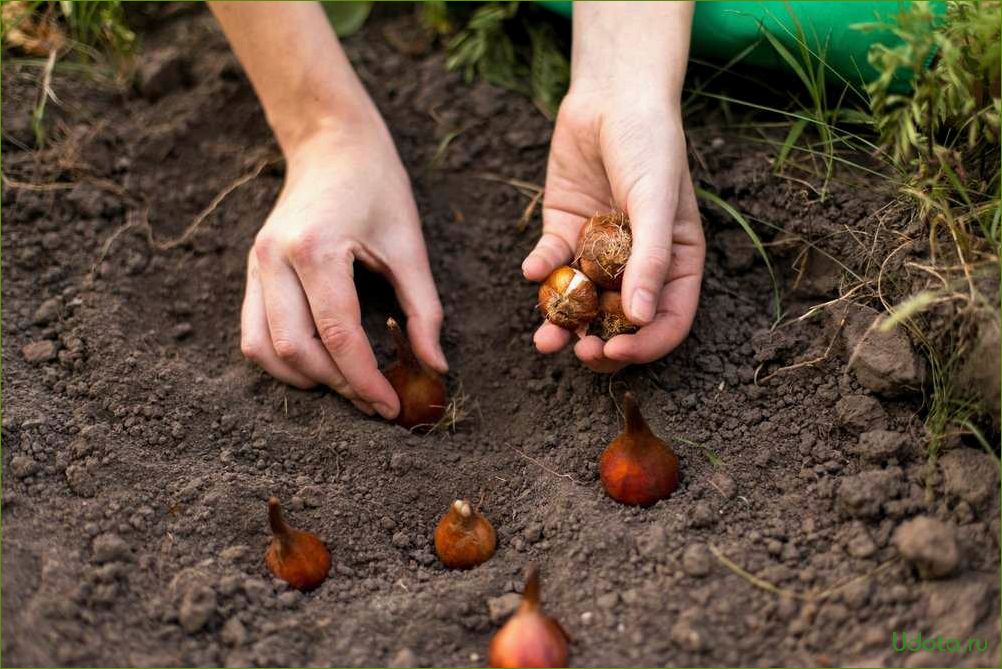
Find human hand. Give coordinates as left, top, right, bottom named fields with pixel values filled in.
left=241, top=121, right=447, bottom=418
left=522, top=94, right=705, bottom=373
left=521, top=0, right=704, bottom=374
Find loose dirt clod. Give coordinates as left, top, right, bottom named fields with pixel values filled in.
left=893, top=516, right=959, bottom=579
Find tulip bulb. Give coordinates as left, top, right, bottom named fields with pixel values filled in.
left=383, top=317, right=446, bottom=430
left=434, top=499, right=497, bottom=569
left=576, top=212, right=632, bottom=290
left=264, top=497, right=331, bottom=591
left=489, top=566, right=569, bottom=668
left=538, top=266, right=598, bottom=332
left=596, top=291, right=638, bottom=339
left=599, top=393, right=679, bottom=507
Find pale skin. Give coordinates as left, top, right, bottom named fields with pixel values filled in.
left=210, top=1, right=705, bottom=417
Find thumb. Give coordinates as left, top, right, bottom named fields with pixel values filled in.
left=522, top=231, right=574, bottom=282
left=620, top=180, right=676, bottom=325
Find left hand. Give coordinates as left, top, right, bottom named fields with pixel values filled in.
left=522, top=88, right=705, bottom=373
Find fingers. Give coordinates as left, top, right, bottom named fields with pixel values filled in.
left=533, top=320, right=573, bottom=354
left=574, top=335, right=627, bottom=374
left=522, top=231, right=575, bottom=282
left=239, top=256, right=316, bottom=390
left=604, top=273, right=702, bottom=364
left=620, top=178, right=676, bottom=326
left=287, top=243, right=401, bottom=420
left=384, top=229, right=448, bottom=374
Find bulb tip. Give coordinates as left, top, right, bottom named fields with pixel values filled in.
left=454, top=499, right=472, bottom=517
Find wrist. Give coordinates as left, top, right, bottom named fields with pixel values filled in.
left=269, top=93, right=383, bottom=158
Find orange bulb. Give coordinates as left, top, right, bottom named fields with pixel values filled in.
left=489, top=566, right=569, bottom=668
left=434, top=499, right=497, bottom=569
left=538, top=266, right=598, bottom=332
left=264, top=497, right=331, bottom=591
left=575, top=212, right=632, bottom=290
left=383, top=317, right=446, bottom=430
left=599, top=393, right=679, bottom=507
left=596, top=291, right=637, bottom=339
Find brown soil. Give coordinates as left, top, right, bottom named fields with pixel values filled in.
left=3, top=6, right=999, bottom=668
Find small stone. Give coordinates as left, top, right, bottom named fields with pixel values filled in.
left=221, top=617, right=247, bottom=647
left=690, top=502, right=715, bottom=528
left=853, top=430, right=910, bottom=462
left=708, top=470, right=737, bottom=498
left=487, top=593, right=521, bottom=624
left=277, top=590, right=300, bottom=608
left=391, top=531, right=411, bottom=549
left=22, top=340, right=57, bottom=363
left=893, top=516, right=959, bottom=579
left=670, top=618, right=705, bottom=652
left=388, top=648, right=418, bottom=668
left=844, top=306, right=926, bottom=396
left=178, top=585, right=216, bottom=634
left=939, top=448, right=999, bottom=506
left=32, top=297, right=62, bottom=325
left=596, top=592, right=619, bottom=609
left=171, top=322, right=193, bottom=340
left=522, top=522, right=543, bottom=544
left=92, top=533, right=130, bottom=563
left=836, top=395, right=889, bottom=433
left=682, top=543, right=712, bottom=577
left=10, top=455, right=40, bottom=479
left=219, top=545, right=248, bottom=562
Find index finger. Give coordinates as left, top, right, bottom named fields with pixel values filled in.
left=291, top=245, right=400, bottom=419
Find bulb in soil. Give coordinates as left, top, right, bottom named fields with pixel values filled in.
left=488, top=565, right=569, bottom=668
left=264, top=497, right=331, bottom=591
left=383, top=317, right=446, bottom=430
left=596, top=291, right=638, bottom=339
left=538, top=266, right=598, bottom=332
left=434, top=499, right=497, bottom=569
left=599, top=393, right=679, bottom=507
left=576, top=212, right=632, bottom=290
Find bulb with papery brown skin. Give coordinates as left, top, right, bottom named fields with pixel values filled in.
left=576, top=212, right=632, bottom=290
left=488, top=566, right=569, bottom=668
left=383, top=317, right=446, bottom=430
left=434, top=499, right=497, bottom=569
left=599, top=393, right=679, bottom=507
left=596, top=291, right=638, bottom=340
left=538, top=266, right=598, bottom=332
left=264, top=497, right=331, bottom=591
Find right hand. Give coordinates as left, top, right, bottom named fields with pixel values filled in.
left=241, top=119, right=447, bottom=419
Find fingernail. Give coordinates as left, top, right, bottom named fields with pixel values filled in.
left=374, top=402, right=397, bottom=420
left=521, top=256, right=536, bottom=279
left=631, top=289, right=656, bottom=324
left=436, top=348, right=449, bottom=373
left=352, top=399, right=375, bottom=416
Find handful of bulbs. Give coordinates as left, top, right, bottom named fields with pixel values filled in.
left=538, top=212, right=638, bottom=338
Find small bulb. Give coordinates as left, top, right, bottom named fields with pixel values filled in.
left=576, top=212, right=632, bottom=290
left=434, top=499, right=497, bottom=569
left=599, top=393, right=679, bottom=507
left=538, top=266, right=598, bottom=332
left=488, top=566, right=569, bottom=668
left=264, top=497, right=331, bottom=591
left=595, top=291, right=638, bottom=339
left=383, top=318, right=447, bottom=430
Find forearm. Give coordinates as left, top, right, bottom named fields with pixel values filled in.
left=571, top=1, right=693, bottom=104
left=209, top=1, right=379, bottom=153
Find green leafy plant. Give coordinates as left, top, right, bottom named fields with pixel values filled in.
left=422, top=1, right=569, bottom=118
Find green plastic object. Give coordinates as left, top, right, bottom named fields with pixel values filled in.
left=538, top=1, right=945, bottom=88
